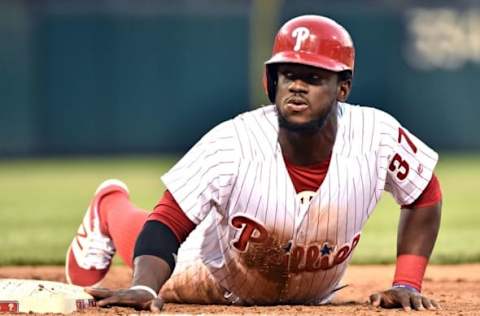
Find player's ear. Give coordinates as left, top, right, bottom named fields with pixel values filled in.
left=336, top=71, right=352, bottom=102
left=337, top=78, right=352, bottom=102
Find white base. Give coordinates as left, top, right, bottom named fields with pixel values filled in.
left=0, top=279, right=94, bottom=314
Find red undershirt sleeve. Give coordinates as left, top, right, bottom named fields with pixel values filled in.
left=402, top=173, right=442, bottom=209
left=147, top=190, right=196, bottom=243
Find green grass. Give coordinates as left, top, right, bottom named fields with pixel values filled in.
left=0, top=153, right=478, bottom=265
left=0, top=156, right=177, bottom=265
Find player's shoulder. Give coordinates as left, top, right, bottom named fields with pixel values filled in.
left=340, top=102, right=397, bottom=122
left=234, top=104, right=277, bottom=123
left=207, top=105, right=276, bottom=133
left=198, top=118, right=236, bottom=142
left=230, top=105, right=279, bottom=158
left=338, top=102, right=403, bottom=153
left=198, top=105, right=278, bottom=158
left=192, top=116, right=241, bottom=159
left=209, top=105, right=277, bottom=136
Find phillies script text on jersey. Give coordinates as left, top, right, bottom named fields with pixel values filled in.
left=230, top=214, right=361, bottom=273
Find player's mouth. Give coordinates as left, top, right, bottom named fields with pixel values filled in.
left=284, top=96, right=309, bottom=112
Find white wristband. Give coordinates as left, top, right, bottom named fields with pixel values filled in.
left=130, top=285, right=158, bottom=299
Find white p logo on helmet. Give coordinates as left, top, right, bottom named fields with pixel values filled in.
left=292, top=27, right=310, bottom=51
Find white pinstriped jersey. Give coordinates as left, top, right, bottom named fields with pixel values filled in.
left=161, top=102, right=438, bottom=305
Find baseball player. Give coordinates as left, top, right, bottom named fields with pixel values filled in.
left=66, top=15, right=442, bottom=311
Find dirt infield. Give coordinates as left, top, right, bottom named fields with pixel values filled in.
left=0, top=264, right=479, bottom=315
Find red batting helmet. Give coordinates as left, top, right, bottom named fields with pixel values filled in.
left=264, top=15, right=355, bottom=102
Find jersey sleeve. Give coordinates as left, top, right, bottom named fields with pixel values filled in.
left=161, top=120, right=239, bottom=225
left=147, top=190, right=196, bottom=242
left=380, top=113, right=439, bottom=206
left=402, top=173, right=442, bottom=209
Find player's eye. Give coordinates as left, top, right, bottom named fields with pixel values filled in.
left=308, top=73, right=323, bottom=82
left=307, top=73, right=326, bottom=84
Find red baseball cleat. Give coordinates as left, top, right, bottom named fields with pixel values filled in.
left=65, top=179, right=129, bottom=287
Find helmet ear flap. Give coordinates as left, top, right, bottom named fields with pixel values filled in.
left=264, top=64, right=278, bottom=104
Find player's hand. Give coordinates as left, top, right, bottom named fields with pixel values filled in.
left=85, top=287, right=164, bottom=312
left=369, top=287, right=440, bottom=311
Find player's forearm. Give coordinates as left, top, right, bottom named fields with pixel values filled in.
left=397, top=201, right=442, bottom=257
left=131, top=220, right=181, bottom=295
left=392, top=201, right=442, bottom=291
left=132, top=255, right=172, bottom=293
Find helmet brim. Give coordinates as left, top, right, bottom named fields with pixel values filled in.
left=265, top=51, right=352, bottom=73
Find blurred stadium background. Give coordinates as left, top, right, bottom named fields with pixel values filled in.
left=0, top=0, right=479, bottom=265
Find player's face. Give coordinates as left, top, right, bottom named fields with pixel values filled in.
left=274, top=63, right=350, bottom=132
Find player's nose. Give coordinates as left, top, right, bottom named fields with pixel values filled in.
left=288, top=79, right=309, bottom=93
